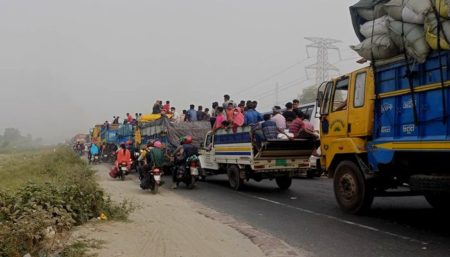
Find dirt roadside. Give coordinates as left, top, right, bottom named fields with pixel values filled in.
left=70, top=164, right=307, bottom=257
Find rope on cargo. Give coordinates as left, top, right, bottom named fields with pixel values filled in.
left=400, top=0, right=419, bottom=126
left=429, top=0, right=448, bottom=124
left=370, top=3, right=384, bottom=133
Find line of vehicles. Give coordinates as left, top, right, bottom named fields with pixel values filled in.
left=81, top=50, right=450, bottom=214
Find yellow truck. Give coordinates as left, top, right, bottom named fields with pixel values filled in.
left=318, top=52, right=450, bottom=214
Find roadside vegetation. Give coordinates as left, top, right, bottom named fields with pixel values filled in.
left=0, top=147, right=134, bottom=257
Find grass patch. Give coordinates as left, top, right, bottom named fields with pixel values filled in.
left=60, top=239, right=104, bottom=257
left=0, top=147, right=134, bottom=257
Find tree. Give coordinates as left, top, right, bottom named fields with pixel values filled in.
left=3, top=128, right=21, bottom=143
left=299, top=85, right=319, bottom=104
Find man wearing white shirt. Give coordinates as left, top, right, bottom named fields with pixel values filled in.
left=270, top=106, right=286, bottom=130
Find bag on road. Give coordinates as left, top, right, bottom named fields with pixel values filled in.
left=109, top=167, right=118, bottom=178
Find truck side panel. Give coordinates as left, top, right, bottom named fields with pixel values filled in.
left=374, top=52, right=450, bottom=143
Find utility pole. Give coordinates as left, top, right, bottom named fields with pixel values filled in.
left=275, top=83, right=279, bottom=106
left=305, top=37, right=342, bottom=86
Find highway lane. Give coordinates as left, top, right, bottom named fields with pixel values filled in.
left=172, top=175, right=450, bottom=257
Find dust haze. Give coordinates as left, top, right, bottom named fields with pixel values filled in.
left=0, top=0, right=361, bottom=143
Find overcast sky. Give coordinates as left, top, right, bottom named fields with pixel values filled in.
left=0, top=0, right=363, bottom=143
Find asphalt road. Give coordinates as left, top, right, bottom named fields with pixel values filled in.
left=171, top=175, right=450, bottom=257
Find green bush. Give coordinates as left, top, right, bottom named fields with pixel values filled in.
left=0, top=147, right=133, bottom=257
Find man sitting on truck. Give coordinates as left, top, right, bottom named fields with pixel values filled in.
left=290, top=111, right=317, bottom=139
left=261, top=114, right=290, bottom=140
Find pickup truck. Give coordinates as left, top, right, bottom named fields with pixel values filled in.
left=199, top=126, right=315, bottom=190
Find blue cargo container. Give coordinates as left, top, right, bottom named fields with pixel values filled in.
left=373, top=52, right=450, bottom=143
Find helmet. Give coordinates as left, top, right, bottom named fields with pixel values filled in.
left=153, top=141, right=162, bottom=149
left=184, top=135, right=193, bottom=144
left=147, top=139, right=155, bottom=148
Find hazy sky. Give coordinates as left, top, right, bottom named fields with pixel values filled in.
left=0, top=0, right=363, bottom=143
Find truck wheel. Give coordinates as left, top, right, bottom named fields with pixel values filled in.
left=424, top=193, right=450, bottom=212
left=227, top=165, right=243, bottom=191
left=334, top=161, right=373, bottom=214
left=276, top=176, right=292, bottom=190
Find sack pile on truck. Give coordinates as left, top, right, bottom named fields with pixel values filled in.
left=349, top=0, right=450, bottom=63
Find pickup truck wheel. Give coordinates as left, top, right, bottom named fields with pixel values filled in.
left=276, top=176, right=292, bottom=190
left=424, top=193, right=450, bottom=212
left=227, top=165, right=243, bottom=191
left=334, top=161, right=373, bottom=214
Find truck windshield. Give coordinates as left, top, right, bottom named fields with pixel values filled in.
left=321, top=82, right=333, bottom=115
left=332, top=78, right=349, bottom=112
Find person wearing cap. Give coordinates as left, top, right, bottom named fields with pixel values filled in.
left=270, top=106, right=287, bottom=130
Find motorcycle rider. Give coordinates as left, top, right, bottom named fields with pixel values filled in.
left=137, top=140, right=155, bottom=179
left=148, top=141, right=165, bottom=173
left=116, top=143, right=131, bottom=171
left=172, top=135, right=198, bottom=189
left=89, top=143, right=99, bottom=163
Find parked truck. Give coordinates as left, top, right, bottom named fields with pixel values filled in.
left=199, top=126, right=314, bottom=190
left=317, top=52, right=450, bottom=214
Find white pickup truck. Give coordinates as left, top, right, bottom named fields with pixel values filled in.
left=199, top=126, right=315, bottom=190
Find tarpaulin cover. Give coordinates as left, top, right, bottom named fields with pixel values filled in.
left=139, top=118, right=210, bottom=149
left=350, top=0, right=390, bottom=41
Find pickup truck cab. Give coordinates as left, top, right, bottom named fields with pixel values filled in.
left=199, top=126, right=314, bottom=190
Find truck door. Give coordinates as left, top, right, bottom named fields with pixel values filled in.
left=199, top=132, right=219, bottom=170
left=347, top=71, right=373, bottom=137
left=323, top=77, right=350, bottom=138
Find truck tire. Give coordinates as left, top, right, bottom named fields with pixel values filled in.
left=276, top=176, right=292, bottom=190
left=424, top=193, right=450, bottom=212
left=227, top=165, right=243, bottom=191
left=334, top=161, right=373, bottom=214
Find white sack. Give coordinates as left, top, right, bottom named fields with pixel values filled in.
left=357, top=4, right=387, bottom=20
left=389, top=21, right=431, bottom=63
left=351, top=34, right=400, bottom=60
left=360, top=15, right=391, bottom=38
left=384, top=0, right=431, bottom=24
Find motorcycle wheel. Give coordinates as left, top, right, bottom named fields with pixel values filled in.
left=151, top=183, right=159, bottom=194
left=187, top=176, right=196, bottom=189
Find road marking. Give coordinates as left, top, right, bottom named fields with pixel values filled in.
left=242, top=194, right=428, bottom=245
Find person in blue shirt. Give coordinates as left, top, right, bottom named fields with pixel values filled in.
left=187, top=105, right=198, bottom=122
left=244, top=102, right=262, bottom=125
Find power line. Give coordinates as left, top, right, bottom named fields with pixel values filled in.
left=305, top=37, right=342, bottom=86
left=232, top=57, right=312, bottom=97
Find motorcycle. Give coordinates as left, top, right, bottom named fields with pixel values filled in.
left=140, top=165, right=164, bottom=194
left=174, top=155, right=200, bottom=189
left=150, top=168, right=163, bottom=194
left=101, top=152, right=110, bottom=163
left=89, top=154, right=99, bottom=165
left=117, top=162, right=129, bottom=181
left=130, top=151, right=141, bottom=172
